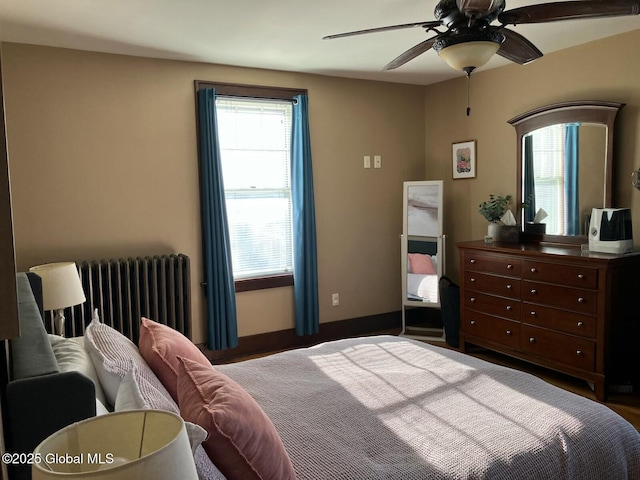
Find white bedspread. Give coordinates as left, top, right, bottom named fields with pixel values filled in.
left=407, top=272, right=439, bottom=302
left=216, top=335, right=640, bottom=480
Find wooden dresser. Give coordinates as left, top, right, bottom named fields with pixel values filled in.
left=457, top=240, right=640, bottom=401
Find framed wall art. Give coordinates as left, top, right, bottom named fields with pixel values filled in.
left=452, top=140, right=476, bottom=179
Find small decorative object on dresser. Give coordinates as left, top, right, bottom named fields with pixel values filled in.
left=478, top=194, right=512, bottom=240
left=457, top=240, right=640, bottom=401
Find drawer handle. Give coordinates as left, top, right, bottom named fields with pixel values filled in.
left=530, top=267, right=537, bottom=273
left=577, top=297, right=585, bottom=303
left=530, top=310, right=537, bottom=316
left=577, top=274, right=584, bottom=279
left=529, top=337, right=536, bottom=343
left=470, top=297, right=476, bottom=302
left=506, top=305, right=513, bottom=311
left=506, top=330, right=512, bottom=336
left=506, top=264, right=513, bottom=269
left=530, top=289, right=537, bottom=295
left=577, top=321, right=584, bottom=327
left=470, top=320, right=476, bottom=326
left=506, top=284, right=512, bottom=289
left=576, top=350, right=583, bottom=356
left=470, top=278, right=476, bottom=283
left=470, top=259, right=476, bottom=264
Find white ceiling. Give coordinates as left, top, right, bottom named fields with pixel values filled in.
left=1, top=0, right=640, bottom=86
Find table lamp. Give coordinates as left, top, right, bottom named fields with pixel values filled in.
left=32, top=410, right=198, bottom=479
left=29, top=262, right=86, bottom=336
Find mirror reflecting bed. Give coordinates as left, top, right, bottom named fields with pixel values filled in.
left=403, top=182, right=443, bottom=306
left=406, top=240, right=439, bottom=303
left=508, top=101, right=624, bottom=244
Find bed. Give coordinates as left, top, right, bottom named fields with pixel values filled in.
left=218, top=335, right=640, bottom=479
left=407, top=271, right=439, bottom=302
left=406, top=247, right=439, bottom=303
left=6, top=272, right=640, bottom=480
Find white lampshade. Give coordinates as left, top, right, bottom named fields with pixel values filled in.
left=438, top=41, right=500, bottom=71
left=32, top=410, right=198, bottom=480
left=29, top=262, right=86, bottom=311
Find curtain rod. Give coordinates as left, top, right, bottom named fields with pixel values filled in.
left=216, top=94, right=298, bottom=104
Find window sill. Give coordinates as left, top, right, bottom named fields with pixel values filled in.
left=235, top=274, right=293, bottom=292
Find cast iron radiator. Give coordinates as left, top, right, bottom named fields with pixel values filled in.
left=45, top=254, right=191, bottom=342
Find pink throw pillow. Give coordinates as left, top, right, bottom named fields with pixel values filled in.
left=408, top=253, right=436, bottom=274
left=176, top=357, right=296, bottom=480
left=139, top=317, right=212, bottom=402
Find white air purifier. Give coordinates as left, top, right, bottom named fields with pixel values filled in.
left=588, top=208, right=633, bottom=254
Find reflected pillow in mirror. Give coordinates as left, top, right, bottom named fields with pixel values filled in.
left=408, top=253, right=436, bottom=274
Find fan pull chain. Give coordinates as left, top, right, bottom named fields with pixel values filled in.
left=466, top=74, right=471, bottom=116
left=463, top=67, right=475, bottom=116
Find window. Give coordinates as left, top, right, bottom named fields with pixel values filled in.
left=196, top=82, right=306, bottom=292
left=216, top=97, right=294, bottom=281
left=528, top=124, right=565, bottom=234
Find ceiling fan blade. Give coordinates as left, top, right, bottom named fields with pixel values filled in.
left=499, top=0, right=640, bottom=25
left=496, top=28, right=543, bottom=64
left=323, top=21, right=441, bottom=40
left=383, top=35, right=441, bottom=71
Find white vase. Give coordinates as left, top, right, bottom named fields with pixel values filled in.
left=487, top=222, right=502, bottom=240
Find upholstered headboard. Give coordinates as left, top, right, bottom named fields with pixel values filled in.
left=4, top=273, right=96, bottom=480
left=11, top=274, right=57, bottom=379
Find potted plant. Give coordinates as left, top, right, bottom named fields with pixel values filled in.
left=478, top=194, right=512, bottom=223
left=478, top=194, right=512, bottom=239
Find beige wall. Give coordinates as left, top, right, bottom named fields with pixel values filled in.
left=4, top=27, right=640, bottom=344
left=425, top=28, right=640, bottom=280
left=1, top=43, right=426, bottom=344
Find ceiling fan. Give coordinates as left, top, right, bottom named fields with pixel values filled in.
left=323, top=0, right=640, bottom=76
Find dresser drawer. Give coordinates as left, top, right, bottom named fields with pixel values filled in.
left=522, top=303, right=596, bottom=339
left=463, top=310, right=520, bottom=349
left=521, top=325, right=595, bottom=371
left=463, top=252, right=521, bottom=277
left=522, top=260, right=597, bottom=289
left=464, top=271, right=521, bottom=299
left=463, top=291, right=520, bottom=321
left=522, top=281, right=597, bottom=315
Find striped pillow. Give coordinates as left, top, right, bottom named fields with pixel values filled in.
left=84, top=318, right=168, bottom=408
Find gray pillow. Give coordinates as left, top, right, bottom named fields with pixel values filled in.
left=48, top=334, right=107, bottom=406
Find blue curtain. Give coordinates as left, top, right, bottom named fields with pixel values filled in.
left=564, top=123, right=580, bottom=235
left=197, top=88, right=239, bottom=350
left=523, top=135, right=536, bottom=223
left=291, top=94, right=319, bottom=336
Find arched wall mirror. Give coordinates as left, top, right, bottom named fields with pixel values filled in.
left=508, top=101, right=624, bottom=245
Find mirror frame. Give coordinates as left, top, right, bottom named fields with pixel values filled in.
left=508, top=100, right=624, bottom=245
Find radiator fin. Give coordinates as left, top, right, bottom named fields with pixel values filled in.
left=46, top=254, right=191, bottom=343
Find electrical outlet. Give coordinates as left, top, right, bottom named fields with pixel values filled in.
left=374, top=155, right=382, bottom=168
left=332, top=293, right=340, bottom=306
left=364, top=156, right=371, bottom=169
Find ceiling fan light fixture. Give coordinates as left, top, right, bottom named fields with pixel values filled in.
left=438, top=40, right=500, bottom=71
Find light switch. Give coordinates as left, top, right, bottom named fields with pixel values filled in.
left=364, top=155, right=371, bottom=169
left=374, top=155, right=382, bottom=168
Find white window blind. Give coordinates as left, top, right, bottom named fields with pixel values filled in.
left=529, top=124, right=565, bottom=234
left=216, top=97, right=293, bottom=279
